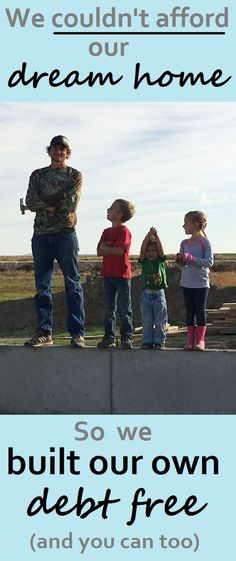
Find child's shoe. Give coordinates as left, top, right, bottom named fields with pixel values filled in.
left=97, top=338, right=116, bottom=349
left=184, top=326, right=195, bottom=350
left=71, top=335, right=85, bottom=348
left=153, top=343, right=165, bottom=350
left=195, top=326, right=206, bottom=351
left=121, top=339, right=133, bottom=350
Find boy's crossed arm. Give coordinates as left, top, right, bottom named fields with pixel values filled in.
left=97, top=224, right=131, bottom=257
left=97, top=242, right=124, bottom=257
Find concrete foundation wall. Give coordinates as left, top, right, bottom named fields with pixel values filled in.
left=0, top=347, right=235, bottom=414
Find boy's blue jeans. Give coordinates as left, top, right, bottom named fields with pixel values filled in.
left=140, top=289, right=167, bottom=345
left=32, top=231, right=85, bottom=336
left=103, top=277, right=133, bottom=342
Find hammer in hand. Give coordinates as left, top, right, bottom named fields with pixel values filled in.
left=20, top=197, right=28, bottom=214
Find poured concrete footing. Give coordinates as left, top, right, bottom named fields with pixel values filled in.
left=0, top=346, right=235, bottom=414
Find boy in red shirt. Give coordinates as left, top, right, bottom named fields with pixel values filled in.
left=97, top=199, right=135, bottom=349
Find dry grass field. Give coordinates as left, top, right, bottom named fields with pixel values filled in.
left=0, top=269, right=236, bottom=302
left=0, top=253, right=235, bottom=301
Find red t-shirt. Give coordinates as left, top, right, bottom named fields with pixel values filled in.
left=97, top=225, right=132, bottom=278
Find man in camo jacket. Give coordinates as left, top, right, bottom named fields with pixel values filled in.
left=25, top=135, right=85, bottom=348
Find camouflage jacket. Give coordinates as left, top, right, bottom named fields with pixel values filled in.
left=26, top=165, right=82, bottom=234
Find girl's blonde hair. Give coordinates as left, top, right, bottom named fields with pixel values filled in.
left=185, top=210, right=207, bottom=237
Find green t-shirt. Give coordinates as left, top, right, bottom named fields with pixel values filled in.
left=139, top=256, right=167, bottom=290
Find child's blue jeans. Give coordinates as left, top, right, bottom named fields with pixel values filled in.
left=140, top=289, right=167, bottom=345
left=103, top=277, right=133, bottom=342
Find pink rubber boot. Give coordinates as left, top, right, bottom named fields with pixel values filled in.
left=184, top=326, right=195, bottom=350
left=195, top=326, right=206, bottom=351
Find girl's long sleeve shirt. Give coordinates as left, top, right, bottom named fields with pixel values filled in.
left=179, top=237, right=213, bottom=288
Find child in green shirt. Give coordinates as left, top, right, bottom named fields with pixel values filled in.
left=139, top=227, right=168, bottom=349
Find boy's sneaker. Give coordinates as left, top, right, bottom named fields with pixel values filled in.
left=153, top=343, right=165, bottom=350
left=141, top=343, right=153, bottom=350
left=71, top=336, right=85, bottom=348
left=121, top=339, right=133, bottom=350
left=97, top=338, right=116, bottom=349
left=24, top=331, right=53, bottom=348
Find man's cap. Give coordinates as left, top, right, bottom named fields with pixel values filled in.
left=50, top=135, right=70, bottom=149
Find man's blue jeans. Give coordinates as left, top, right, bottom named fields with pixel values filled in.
left=103, top=277, right=133, bottom=342
left=32, top=231, right=85, bottom=336
left=140, top=289, right=167, bottom=345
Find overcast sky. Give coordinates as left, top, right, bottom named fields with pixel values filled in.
left=0, top=102, right=235, bottom=255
